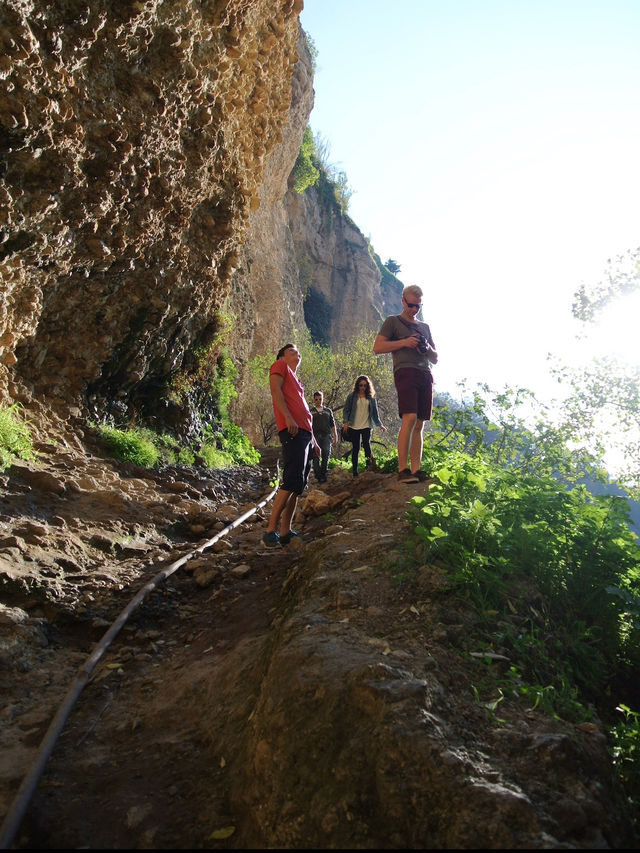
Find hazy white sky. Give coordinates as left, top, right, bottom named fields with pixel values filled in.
left=299, top=0, right=640, bottom=403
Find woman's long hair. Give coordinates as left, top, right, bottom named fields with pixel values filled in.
left=353, top=374, right=375, bottom=398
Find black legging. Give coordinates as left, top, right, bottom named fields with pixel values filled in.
left=350, top=428, right=372, bottom=474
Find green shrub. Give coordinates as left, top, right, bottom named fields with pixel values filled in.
left=292, top=126, right=320, bottom=194
left=201, top=422, right=260, bottom=467
left=302, top=30, right=318, bottom=70
left=609, top=704, right=640, bottom=821
left=0, top=405, right=35, bottom=470
left=156, top=432, right=195, bottom=466
left=96, top=421, right=258, bottom=470
left=97, top=425, right=160, bottom=467
left=404, top=445, right=640, bottom=725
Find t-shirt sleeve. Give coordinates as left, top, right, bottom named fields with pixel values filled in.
left=424, top=323, right=436, bottom=349
left=378, top=316, right=398, bottom=339
left=270, top=360, right=286, bottom=380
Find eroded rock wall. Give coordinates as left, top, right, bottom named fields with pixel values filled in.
left=285, top=185, right=392, bottom=347
left=0, top=0, right=304, bottom=424
left=226, top=26, right=313, bottom=372
left=231, top=157, right=398, bottom=367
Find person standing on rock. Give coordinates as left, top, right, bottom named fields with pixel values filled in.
left=342, top=375, right=386, bottom=477
left=262, top=343, right=320, bottom=548
left=310, top=391, right=338, bottom=484
left=373, top=285, right=438, bottom=483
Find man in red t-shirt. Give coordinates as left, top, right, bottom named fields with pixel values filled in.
left=262, top=343, right=319, bottom=548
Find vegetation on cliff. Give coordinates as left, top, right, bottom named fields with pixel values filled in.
left=405, top=438, right=640, bottom=823
left=291, top=125, right=353, bottom=214
left=0, top=405, right=34, bottom=471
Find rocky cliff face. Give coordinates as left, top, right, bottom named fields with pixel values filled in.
left=284, top=186, right=390, bottom=347
left=0, top=0, right=393, bottom=439
left=0, top=0, right=304, bottom=433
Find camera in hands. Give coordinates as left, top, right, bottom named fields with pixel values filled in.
left=413, top=333, right=429, bottom=354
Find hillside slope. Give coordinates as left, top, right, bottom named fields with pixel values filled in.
left=0, top=434, right=633, bottom=848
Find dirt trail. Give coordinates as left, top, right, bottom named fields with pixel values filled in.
left=0, top=428, right=635, bottom=849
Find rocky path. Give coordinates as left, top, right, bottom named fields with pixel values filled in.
left=0, top=425, right=635, bottom=849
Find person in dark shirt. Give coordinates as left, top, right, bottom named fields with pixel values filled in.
left=310, top=391, right=338, bottom=483
left=374, top=285, right=438, bottom=483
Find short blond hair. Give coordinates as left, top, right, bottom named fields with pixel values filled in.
left=403, top=285, right=423, bottom=301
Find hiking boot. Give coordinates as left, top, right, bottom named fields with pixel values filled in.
left=412, top=470, right=428, bottom=482
left=262, top=531, right=280, bottom=548
left=280, top=529, right=301, bottom=546
left=398, top=468, right=419, bottom=483
left=366, top=457, right=378, bottom=471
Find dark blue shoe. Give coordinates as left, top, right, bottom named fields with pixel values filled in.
left=280, top=529, right=301, bottom=546
left=262, top=531, right=280, bottom=548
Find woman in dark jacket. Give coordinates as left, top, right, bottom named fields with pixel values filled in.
left=342, top=375, right=386, bottom=476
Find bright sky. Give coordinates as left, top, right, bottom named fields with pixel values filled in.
left=299, top=0, right=640, bottom=404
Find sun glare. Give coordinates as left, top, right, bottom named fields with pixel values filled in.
left=592, top=290, right=640, bottom=366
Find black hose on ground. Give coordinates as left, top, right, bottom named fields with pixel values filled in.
left=0, top=477, right=279, bottom=849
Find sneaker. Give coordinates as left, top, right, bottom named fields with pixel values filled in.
left=262, top=531, right=280, bottom=548
left=412, top=470, right=428, bottom=482
left=398, top=468, right=419, bottom=483
left=280, top=529, right=301, bottom=546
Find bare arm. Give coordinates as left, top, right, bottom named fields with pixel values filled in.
left=269, top=374, right=298, bottom=435
left=374, top=332, right=438, bottom=364
left=373, top=333, right=420, bottom=354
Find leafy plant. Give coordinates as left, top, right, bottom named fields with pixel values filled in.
left=200, top=422, right=260, bottom=467
left=302, top=29, right=318, bottom=71
left=0, top=404, right=35, bottom=470
left=290, top=128, right=354, bottom=214
left=96, top=418, right=259, bottom=470
left=608, top=704, right=640, bottom=819
left=407, top=445, right=640, bottom=707
left=292, top=126, right=320, bottom=194
left=397, top=433, right=640, bottom=822
left=97, top=425, right=160, bottom=467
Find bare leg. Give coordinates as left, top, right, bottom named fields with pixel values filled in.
left=410, top=419, right=425, bottom=473
left=397, top=413, right=418, bottom=471
left=267, top=488, right=293, bottom=533
left=278, top=492, right=299, bottom=537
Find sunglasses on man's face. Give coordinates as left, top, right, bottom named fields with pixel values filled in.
left=404, top=298, right=421, bottom=309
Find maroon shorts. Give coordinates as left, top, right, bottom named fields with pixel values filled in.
left=394, top=367, right=433, bottom=421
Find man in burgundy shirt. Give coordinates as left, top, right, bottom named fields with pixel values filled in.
left=262, top=343, right=319, bottom=548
